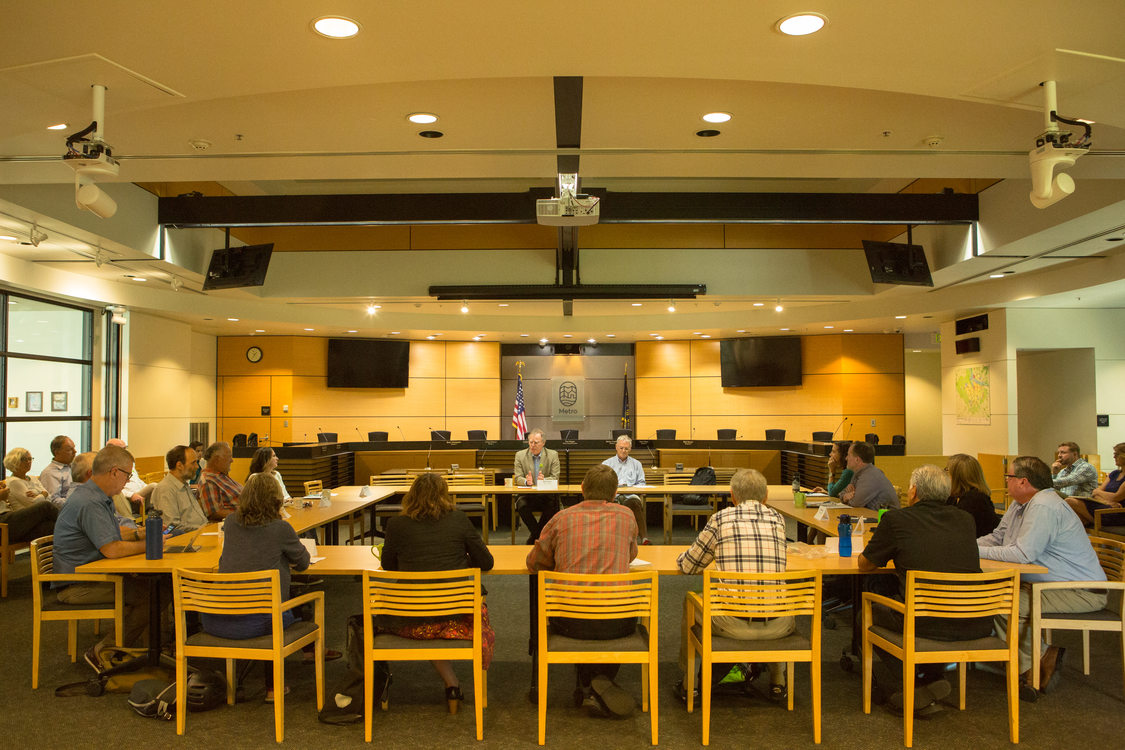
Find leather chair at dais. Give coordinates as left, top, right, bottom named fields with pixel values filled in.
left=559, top=430, right=579, bottom=442
left=367, top=431, right=389, bottom=442
left=232, top=433, right=248, bottom=448
left=430, top=430, right=452, bottom=442
left=247, top=432, right=259, bottom=448
left=764, top=429, right=786, bottom=440
left=317, top=432, right=338, bottom=443
left=891, top=435, right=906, bottom=446
left=611, top=429, right=632, bottom=440
left=864, top=433, right=879, bottom=445
left=655, top=429, right=677, bottom=440
left=716, top=429, right=737, bottom=440
left=811, top=431, right=834, bottom=442
left=467, top=430, right=488, bottom=440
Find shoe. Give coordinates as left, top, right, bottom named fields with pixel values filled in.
left=582, top=693, right=610, bottom=718
left=641, top=538, right=652, bottom=545
left=1040, top=646, right=1067, bottom=694
left=1018, top=676, right=1039, bottom=703
left=590, top=675, right=635, bottom=718
left=768, top=683, right=786, bottom=703
left=302, top=648, right=342, bottom=663
left=446, top=685, right=464, bottom=714
left=264, top=685, right=290, bottom=703
left=672, top=679, right=700, bottom=706
left=887, top=679, right=950, bottom=716
left=83, top=645, right=103, bottom=674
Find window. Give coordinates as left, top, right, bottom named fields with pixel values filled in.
left=1, top=292, right=94, bottom=477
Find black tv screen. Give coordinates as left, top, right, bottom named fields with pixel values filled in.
left=861, top=240, right=933, bottom=287
left=720, top=337, right=802, bottom=387
left=202, top=243, right=274, bottom=290
left=327, top=339, right=410, bottom=388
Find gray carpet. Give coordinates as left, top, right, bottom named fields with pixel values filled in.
left=1, top=526, right=1121, bottom=748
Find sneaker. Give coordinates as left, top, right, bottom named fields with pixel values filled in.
left=590, top=675, right=635, bottom=718
left=582, top=693, right=610, bottom=718
left=887, top=679, right=951, bottom=716
left=83, top=645, right=102, bottom=673
left=641, top=538, right=652, bottom=546
left=264, top=685, right=290, bottom=703
left=672, top=680, right=700, bottom=705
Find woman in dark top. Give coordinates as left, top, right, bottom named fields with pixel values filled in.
left=380, top=472, right=495, bottom=713
left=945, top=453, right=999, bottom=537
left=187, top=440, right=205, bottom=486
left=812, top=440, right=853, bottom=497
left=1069, top=441, right=1125, bottom=525
left=200, top=473, right=313, bottom=701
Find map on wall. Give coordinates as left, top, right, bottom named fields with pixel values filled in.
left=955, top=365, right=991, bottom=425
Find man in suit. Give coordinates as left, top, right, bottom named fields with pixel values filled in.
left=513, top=428, right=560, bottom=544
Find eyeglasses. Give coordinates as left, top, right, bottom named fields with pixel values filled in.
left=1004, top=473, right=1020, bottom=480
left=111, top=467, right=130, bottom=479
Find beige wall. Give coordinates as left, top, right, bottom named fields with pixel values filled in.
left=1016, top=348, right=1097, bottom=461
left=941, top=309, right=1013, bottom=455
left=126, top=311, right=216, bottom=464
left=904, top=350, right=942, bottom=455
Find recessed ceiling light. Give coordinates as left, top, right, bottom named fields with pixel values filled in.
left=607, top=334, right=615, bottom=338
left=912, top=349, right=921, bottom=353
left=776, top=12, right=828, bottom=36
left=824, top=325, right=834, bottom=329
left=426, top=335, right=436, bottom=340
left=0, top=234, right=17, bottom=241
left=520, top=333, right=529, bottom=337
left=649, top=333, right=660, bottom=336
left=780, top=328, right=790, bottom=331
left=701, top=334, right=711, bottom=338
left=472, top=336, right=481, bottom=341
left=304, top=328, right=314, bottom=331
left=655, top=336, right=664, bottom=340
left=46, top=123, right=68, bottom=130
left=312, top=16, right=360, bottom=38
left=844, top=328, right=854, bottom=332
left=990, top=273, right=1006, bottom=279
left=895, top=315, right=907, bottom=319
left=563, top=334, right=573, bottom=338
left=539, top=338, right=548, bottom=344
left=407, top=113, right=438, bottom=124
left=390, top=331, right=401, bottom=335
left=737, top=329, right=747, bottom=333
left=255, top=329, right=265, bottom=333
left=775, top=303, right=784, bottom=312
left=227, top=317, right=239, bottom=321
left=752, top=302, right=764, bottom=307
left=498, top=303, right=509, bottom=307
left=366, top=304, right=378, bottom=315
left=127, top=275, right=147, bottom=282
left=702, top=112, right=732, bottom=124
left=460, top=301, right=469, bottom=313
left=692, top=332, right=702, bottom=335
left=667, top=300, right=676, bottom=312
left=587, top=338, right=596, bottom=344
left=346, top=330, right=358, bottom=333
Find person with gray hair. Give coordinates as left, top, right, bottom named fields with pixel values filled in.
left=857, top=464, right=990, bottom=716
left=674, top=468, right=791, bottom=704
left=40, top=434, right=77, bottom=506
left=601, top=435, right=650, bottom=544
left=106, top=438, right=148, bottom=506
left=3, top=447, right=49, bottom=509
left=199, top=441, right=243, bottom=521
left=513, top=428, right=560, bottom=543
left=0, top=448, right=59, bottom=545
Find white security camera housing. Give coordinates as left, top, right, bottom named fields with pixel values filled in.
left=1029, top=143, right=1085, bottom=209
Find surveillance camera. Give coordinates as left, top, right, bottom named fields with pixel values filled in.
left=1028, top=141, right=1086, bottom=209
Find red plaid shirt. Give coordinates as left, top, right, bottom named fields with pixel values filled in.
left=198, top=469, right=242, bottom=519
left=526, top=500, right=638, bottom=573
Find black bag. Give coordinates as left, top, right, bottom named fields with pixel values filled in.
left=680, top=466, right=717, bottom=505
left=318, top=614, right=390, bottom=725
left=128, top=679, right=176, bottom=720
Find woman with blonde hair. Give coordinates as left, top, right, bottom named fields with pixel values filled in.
left=379, top=472, right=495, bottom=713
left=945, top=453, right=999, bottom=537
left=3, top=447, right=50, bottom=509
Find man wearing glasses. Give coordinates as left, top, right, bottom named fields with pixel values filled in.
left=52, top=444, right=169, bottom=664
left=978, top=456, right=1106, bottom=702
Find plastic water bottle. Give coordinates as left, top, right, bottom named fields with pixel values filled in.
left=837, top=514, right=853, bottom=557
left=145, top=507, right=163, bottom=560
left=791, top=473, right=800, bottom=495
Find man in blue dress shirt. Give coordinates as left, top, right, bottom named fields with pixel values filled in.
left=601, top=435, right=649, bottom=544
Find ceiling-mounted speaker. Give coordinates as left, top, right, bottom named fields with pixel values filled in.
left=955, top=337, right=980, bottom=354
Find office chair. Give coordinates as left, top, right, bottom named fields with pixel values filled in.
left=864, top=433, right=879, bottom=445
left=716, top=429, right=737, bottom=440
left=430, top=430, right=452, bottom=442
left=891, top=435, right=905, bottom=446
left=367, top=431, right=389, bottom=442
left=317, top=432, right=337, bottom=443
left=811, top=431, right=834, bottom=442
left=611, top=429, right=632, bottom=440
left=467, top=430, right=488, bottom=440
left=764, top=429, right=786, bottom=440
left=246, top=432, right=258, bottom=448
left=655, top=429, right=676, bottom=440
left=231, top=433, right=247, bottom=448
left=560, top=430, right=579, bottom=441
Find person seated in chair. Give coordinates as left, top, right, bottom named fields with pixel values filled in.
left=513, top=429, right=560, bottom=544
left=601, top=435, right=650, bottom=545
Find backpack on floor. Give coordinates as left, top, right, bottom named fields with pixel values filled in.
left=128, top=679, right=176, bottom=720
left=680, top=466, right=717, bottom=505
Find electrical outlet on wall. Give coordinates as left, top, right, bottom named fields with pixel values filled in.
left=283, top=420, right=288, bottom=428
left=870, top=419, right=876, bottom=427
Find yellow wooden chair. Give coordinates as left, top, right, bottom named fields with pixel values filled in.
left=662, top=471, right=717, bottom=544
left=369, top=474, right=416, bottom=536
left=303, top=480, right=323, bottom=496
left=362, top=568, right=486, bottom=741
left=172, top=568, right=325, bottom=742
left=1030, top=536, right=1125, bottom=695
left=1, top=521, right=32, bottom=598
left=29, top=535, right=123, bottom=688
left=444, top=473, right=489, bottom=543
left=537, top=570, right=659, bottom=746
left=684, top=569, right=823, bottom=745
left=862, top=569, right=1020, bottom=747
left=1094, top=508, right=1125, bottom=543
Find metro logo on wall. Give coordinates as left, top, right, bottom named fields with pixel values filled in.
left=550, top=376, right=585, bottom=422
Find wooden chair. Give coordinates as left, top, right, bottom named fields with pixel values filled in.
left=662, top=471, right=717, bottom=544
left=445, top=473, right=489, bottom=544
left=537, top=570, right=659, bottom=746
left=1, top=521, right=32, bottom=598
left=684, top=570, right=822, bottom=745
left=30, top=535, right=123, bottom=689
left=369, top=474, right=415, bottom=537
left=1094, top=507, right=1125, bottom=543
left=172, top=568, right=325, bottom=742
left=1030, top=536, right=1125, bottom=695
left=303, top=480, right=323, bottom=496
left=362, top=568, right=486, bottom=741
left=862, top=569, right=1020, bottom=747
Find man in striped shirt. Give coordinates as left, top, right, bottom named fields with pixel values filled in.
left=675, top=468, right=792, bottom=702
left=526, top=464, right=639, bottom=717
left=198, top=441, right=243, bottom=521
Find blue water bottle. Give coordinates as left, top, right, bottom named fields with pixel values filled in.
left=837, top=514, right=853, bottom=557
left=145, top=507, right=163, bottom=560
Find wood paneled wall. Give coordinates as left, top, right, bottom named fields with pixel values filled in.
left=217, top=337, right=500, bottom=443
left=635, top=335, right=905, bottom=443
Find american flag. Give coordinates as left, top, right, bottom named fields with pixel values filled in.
left=512, top=371, right=528, bottom=439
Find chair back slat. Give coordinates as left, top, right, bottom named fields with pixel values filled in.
left=303, top=480, right=323, bottom=495
left=371, top=474, right=414, bottom=487
left=663, top=472, right=695, bottom=485
left=445, top=474, right=486, bottom=486
left=705, top=570, right=821, bottom=619
left=363, top=569, right=481, bottom=619
left=174, top=569, right=281, bottom=616
left=32, top=537, right=54, bottom=576
left=906, top=570, right=1018, bottom=620
left=539, top=571, right=657, bottom=620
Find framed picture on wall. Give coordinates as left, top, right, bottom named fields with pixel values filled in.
left=26, top=391, right=43, bottom=412
left=7, top=396, right=17, bottom=409
left=51, top=391, right=68, bottom=412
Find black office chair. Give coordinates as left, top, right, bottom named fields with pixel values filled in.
left=655, top=429, right=676, bottom=440
left=716, top=429, right=737, bottom=440
left=317, top=432, right=337, bottom=443
left=246, top=432, right=259, bottom=448
left=611, top=429, right=632, bottom=440
left=811, top=431, right=834, bottom=442
left=891, top=434, right=906, bottom=446
left=467, top=430, right=488, bottom=440
left=231, top=433, right=248, bottom=448
left=864, top=433, right=879, bottom=445
left=368, top=431, right=389, bottom=442
left=430, top=430, right=452, bottom=442
left=560, top=430, right=579, bottom=442
left=764, top=429, right=785, bottom=440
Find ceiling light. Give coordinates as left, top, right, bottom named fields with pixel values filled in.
left=539, top=338, right=548, bottom=344
left=520, top=333, right=529, bottom=337
left=563, top=334, right=573, bottom=338
left=737, top=330, right=747, bottom=333
left=912, top=349, right=921, bottom=353
left=587, top=338, right=596, bottom=344
left=655, top=336, right=664, bottom=340
left=346, top=330, right=358, bottom=333
left=702, top=112, right=732, bottom=124
left=607, top=334, right=615, bottom=338
left=692, top=332, right=702, bottom=335
left=776, top=12, right=828, bottom=36
left=667, top=299, right=676, bottom=312
left=304, top=328, right=314, bottom=331
left=227, top=317, right=239, bottom=322
left=366, top=303, right=378, bottom=315
left=775, top=300, right=784, bottom=312
left=0, top=234, right=17, bottom=241
left=753, top=302, right=764, bottom=307
left=312, top=16, right=360, bottom=38
left=255, top=329, right=265, bottom=333
left=426, top=335, right=436, bottom=340
left=701, top=334, right=711, bottom=339
left=498, top=303, right=509, bottom=307
left=460, top=301, right=469, bottom=313
left=824, top=325, right=834, bottom=329
left=390, top=331, right=400, bottom=335
left=472, top=336, right=481, bottom=341
left=780, top=328, right=790, bottom=331
left=990, top=274, right=1006, bottom=279
left=129, top=276, right=147, bottom=282
left=844, top=328, right=854, bottom=332
left=631, top=303, right=643, bottom=307
left=407, top=113, right=438, bottom=124
left=895, top=315, right=907, bottom=319
left=46, top=123, right=68, bottom=130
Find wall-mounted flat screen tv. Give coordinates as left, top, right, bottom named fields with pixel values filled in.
left=202, top=243, right=274, bottom=290
left=861, top=240, right=934, bottom=287
left=327, top=339, right=410, bottom=388
left=720, top=337, right=802, bottom=387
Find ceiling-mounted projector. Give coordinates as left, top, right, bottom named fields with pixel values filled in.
left=536, top=172, right=600, bottom=226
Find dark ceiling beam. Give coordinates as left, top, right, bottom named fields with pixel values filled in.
left=428, top=283, right=706, bottom=301
left=553, top=76, right=583, bottom=175
left=159, top=190, right=977, bottom=227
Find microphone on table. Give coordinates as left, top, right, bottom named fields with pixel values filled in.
left=396, top=425, right=406, bottom=441
left=426, top=427, right=435, bottom=469
left=644, top=433, right=657, bottom=468
left=355, top=426, right=364, bottom=441
left=317, top=426, right=326, bottom=443
left=830, top=417, right=847, bottom=440
left=479, top=440, right=496, bottom=470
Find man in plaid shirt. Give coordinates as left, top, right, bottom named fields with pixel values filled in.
left=526, top=464, right=639, bottom=717
left=198, top=441, right=243, bottom=521
left=675, top=468, right=792, bottom=702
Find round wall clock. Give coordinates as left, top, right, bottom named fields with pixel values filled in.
left=246, top=346, right=263, bottom=363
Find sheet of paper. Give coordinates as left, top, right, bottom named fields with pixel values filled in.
left=630, top=558, right=651, bottom=567
left=300, top=538, right=318, bottom=557
left=537, top=478, right=559, bottom=491
left=308, top=556, right=326, bottom=564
